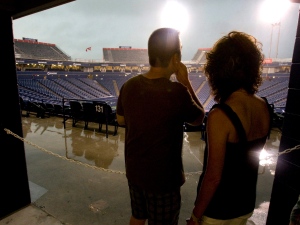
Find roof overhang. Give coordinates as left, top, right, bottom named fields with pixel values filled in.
left=0, top=0, right=74, bottom=20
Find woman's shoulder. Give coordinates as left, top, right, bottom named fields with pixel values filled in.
left=227, top=95, right=270, bottom=140
left=225, top=94, right=268, bottom=113
left=206, top=105, right=234, bottom=129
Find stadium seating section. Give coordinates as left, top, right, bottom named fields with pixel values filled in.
left=15, top=39, right=289, bottom=133
left=103, top=48, right=148, bottom=63
left=15, top=39, right=71, bottom=61
left=17, top=71, right=288, bottom=112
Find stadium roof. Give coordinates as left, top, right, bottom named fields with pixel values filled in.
left=191, top=48, right=212, bottom=64
left=1, top=0, right=74, bottom=20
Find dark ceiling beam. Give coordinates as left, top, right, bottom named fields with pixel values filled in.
left=0, top=0, right=74, bottom=20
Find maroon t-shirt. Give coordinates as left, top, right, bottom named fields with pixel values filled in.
left=117, top=75, right=202, bottom=193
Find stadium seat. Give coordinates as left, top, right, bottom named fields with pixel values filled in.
left=93, top=101, right=118, bottom=138
left=19, top=97, right=30, bottom=117
left=26, top=101, right=46, bottom=118
left=38, top=102, right=54, bottom=117
left=82, top=101, right=96, bottom=129
left=69, top=100, right=84, bottom=127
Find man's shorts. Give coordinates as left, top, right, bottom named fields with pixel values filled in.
left=128, top=182, right=181, bottom=225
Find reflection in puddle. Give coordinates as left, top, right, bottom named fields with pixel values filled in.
left=258, top=128, right=281, bottom=176
left=22, top=116, right=125, bottom=172
left=250, top=201, right=270, bottom=225
left=21, top=116, right=282, bottom=176
left=259, top=148, right=273, bottom=166
left=89, top=199, right=108, bottom=213
left=19, top=115, right=284, bottom=225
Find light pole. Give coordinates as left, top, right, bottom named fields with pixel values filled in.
left=275, top=22, right=281, bottom=59
left=260, top=0, right=290, bottom=60
left=268, top=24, right=274, bottom=59
left=268, top=22, right=281, bottom=59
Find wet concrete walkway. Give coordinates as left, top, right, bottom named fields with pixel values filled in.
left=0, top=115, right=281, bottom=225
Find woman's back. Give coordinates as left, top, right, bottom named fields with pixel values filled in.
left=188, top=31, right=271, bottom=224
left=225, top=90, right=270, bottom=143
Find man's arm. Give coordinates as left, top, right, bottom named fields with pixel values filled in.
left=175, top=62, right=205, bottom=126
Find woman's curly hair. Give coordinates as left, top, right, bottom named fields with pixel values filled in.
left=204, top=31, right=264, bottom=103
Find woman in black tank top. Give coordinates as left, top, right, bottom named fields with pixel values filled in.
left=187, top=31, right=272, bottom=225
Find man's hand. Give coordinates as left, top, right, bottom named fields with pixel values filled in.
left=175, top=62, right=189, bottom=85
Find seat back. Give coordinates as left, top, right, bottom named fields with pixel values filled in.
left=82, top=102, right=96, bottom=122
left=93, top=101, right=118, bottom=137
left=70, top=101, right=83, bottom=115
left=69, top=100, right=83, bottom=126
left=93, top=101, right=108, bottom=123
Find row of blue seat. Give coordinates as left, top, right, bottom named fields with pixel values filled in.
left=18, top=73, right=290, bottom=112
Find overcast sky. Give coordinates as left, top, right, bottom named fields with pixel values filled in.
left=12, top=0, right=300, bottom=61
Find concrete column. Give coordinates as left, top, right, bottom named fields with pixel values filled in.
left=266, top=7, right=300, bottom=225
left=0, top=11, right=31, bottom=219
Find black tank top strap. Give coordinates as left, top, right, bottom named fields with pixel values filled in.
left=211, top=104, right=247, bottom=143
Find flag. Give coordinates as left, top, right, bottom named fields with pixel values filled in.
left=86, top=47, right=91, bottom=52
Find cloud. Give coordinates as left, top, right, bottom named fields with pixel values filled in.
left=12, top=0, right=299, bottom=61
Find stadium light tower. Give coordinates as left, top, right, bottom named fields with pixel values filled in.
left=268, top=22, right=281, bottom=59
left=275, top=22, right=281, bottom=59
left=260, top=0, right=291, bottom=59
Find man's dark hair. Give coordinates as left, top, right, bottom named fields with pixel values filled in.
left=148, top=28, right=181, bottom=67
left=204, top=31, right=264, bottom=103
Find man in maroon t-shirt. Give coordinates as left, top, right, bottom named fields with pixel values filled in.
left=117, top=28, right=204, bottom=225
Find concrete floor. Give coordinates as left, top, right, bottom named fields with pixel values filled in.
left=0, top=114, right=281, bottom=225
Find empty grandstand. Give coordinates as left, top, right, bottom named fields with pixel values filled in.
left=103, top=47, right=148, bottom=63
left=191, top=48, right=212, bottom=64
left=15, top=38, right=291, bottom=120
left=15, top=38, right=71, bottom=61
